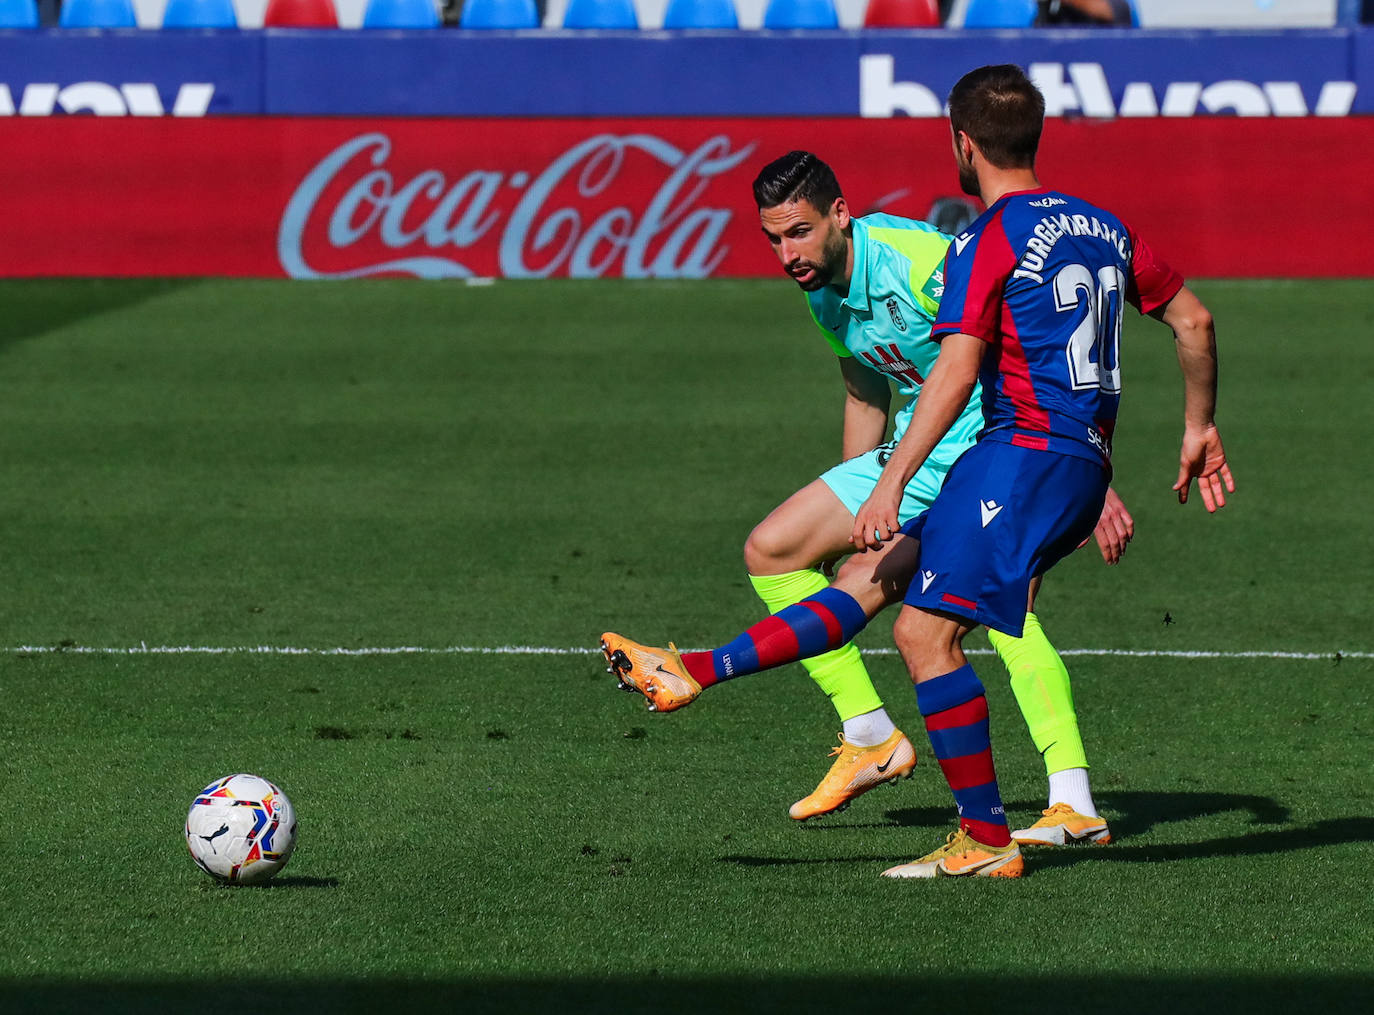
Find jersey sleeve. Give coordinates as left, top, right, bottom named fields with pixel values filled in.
left=806, top=299, right=851, bottom=358
left=1124, top=221, right=1184, bottom=314
left=932, top=215, right=1018, bottom=343
left=865, top=220, right=952, bottom=320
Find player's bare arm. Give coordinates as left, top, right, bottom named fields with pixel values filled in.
left=1152, top=285, right=1235, bottom=512
left=850, top=332, right=986, bottom=550
left=838, top=355, right=892, bottom=460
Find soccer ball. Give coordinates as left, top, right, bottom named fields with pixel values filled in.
left=185, top=774, right=297, bottom=885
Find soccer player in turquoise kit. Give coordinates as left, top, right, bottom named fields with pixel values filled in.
left=603, top=151, right=1130, bottom=840
left=855, top=65, right=1234, bottom=878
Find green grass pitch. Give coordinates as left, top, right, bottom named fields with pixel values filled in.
left=0, top=278, right=1371, bottom=1013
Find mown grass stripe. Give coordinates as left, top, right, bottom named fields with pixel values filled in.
left=8, top=644, right=1369, bottom=660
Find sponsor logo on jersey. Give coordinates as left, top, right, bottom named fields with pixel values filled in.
left=885, top=297, right=907, bottom=332
left=859, top=345, right=925, bottom=388
left=1028, top=197, right=1068, bottom=208
left=953, top=233, right=973, bottom=256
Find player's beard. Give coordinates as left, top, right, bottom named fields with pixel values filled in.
left=957, top=156, right=980, bottom=199
left=793, top=225, right=848, bottom=291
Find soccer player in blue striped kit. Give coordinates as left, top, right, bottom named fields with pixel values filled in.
left=602, top=151, right=1134, bottom=844
left=607, top=65, right=1234, bottom=879
left=853, top=64, right=1235, bottom=877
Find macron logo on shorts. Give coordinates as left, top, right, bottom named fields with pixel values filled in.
left=980, top=499, right=1004, bottom=528
left=920, top=570, right=937, bottom=593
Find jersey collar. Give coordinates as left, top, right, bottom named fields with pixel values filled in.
left=989, top=186, right=1051, bottom=210
left=839, top=216, right=870, bottom=315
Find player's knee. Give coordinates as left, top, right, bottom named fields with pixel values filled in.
left=743, top=519, right=798, bottom=574
left=892, top=611, right=931, bottom=683
left=1180, top=304, right=1214, bottom=337
left=892, top=609, right=925, bottom=656
left=835, top=547, right=910, bottom=605
left=893, top=608, right=962, bottom=682
left=833, top=552, right=868, bottom=586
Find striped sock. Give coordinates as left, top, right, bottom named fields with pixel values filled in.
left=750, top=570, right=884, bottom=723
left=916, top=664, right=1011, bottom=847
left=680, top=587, right=869, bottom=688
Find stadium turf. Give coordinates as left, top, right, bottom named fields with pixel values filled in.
left=0, top=279, right=1370, bottom=1012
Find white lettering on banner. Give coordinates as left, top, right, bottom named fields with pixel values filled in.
left=860, top=55, right=943, bottom=118
left=859, top=59, right=1357, bottom=118
left=1031, top=62, right=1117, bottom=119
left=278, top=132, right=756, bottom=280
left=57, top=83, right=125, bottom=116
left=1029, top=62, right=1358, bottom=118
left=0, top=82, right=214, bottom=117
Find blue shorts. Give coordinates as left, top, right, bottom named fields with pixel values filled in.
left=900, top=440, right=1108, bottom=637
left=820, top=437, right=968, bottom=526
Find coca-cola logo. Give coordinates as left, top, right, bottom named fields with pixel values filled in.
left=278, top=132, right=757, bottom=280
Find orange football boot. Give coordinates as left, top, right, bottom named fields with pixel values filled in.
left=600, top=632, right=702, bottom=713
left=789, top=729, right=917, bottom=820
left=882, top=827, right=1024, bottom=879
left=1012, top=802, right=1112, bottom=846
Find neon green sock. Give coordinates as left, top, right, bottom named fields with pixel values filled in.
left=748, top=570, right=883, bottom=722
left=988, top=612, right=1089, bottom=775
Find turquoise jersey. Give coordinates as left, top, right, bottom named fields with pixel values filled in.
left=805, top=214, right=985, bottom=467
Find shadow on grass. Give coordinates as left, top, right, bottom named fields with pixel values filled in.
left=794, top=803, right=950, bottom=833
left=3, top=974, right=1371, bottom=1014
left=796, top=790, right=1292, bottom=837
left=0, top=278, right=197, bottom=355
left=1030, top=816, right=1374, bottom=869
left=1093, top=789, right=1292, bottom=837
left=723, top=792, right=1374, bottom=867
left=197, top=875, right=342, bottom=892
left=266, top=876, right=342, bottom=889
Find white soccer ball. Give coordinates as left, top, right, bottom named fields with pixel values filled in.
left=185, top=774, right=297, bottom=885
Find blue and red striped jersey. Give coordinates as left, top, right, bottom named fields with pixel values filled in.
left=933, top=187, right=1183, bottom=466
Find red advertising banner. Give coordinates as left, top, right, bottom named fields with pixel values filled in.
left=3, top=117, right=1371, bottom=278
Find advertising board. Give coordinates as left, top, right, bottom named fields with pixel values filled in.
left=5, top=116, right=1367, bottom=278
left=0, top=30, right=1365, bottom=117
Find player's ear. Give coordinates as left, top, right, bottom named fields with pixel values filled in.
left=955, top=130, right=974, bottom=163
left=831, top=196, right=851, bottom=229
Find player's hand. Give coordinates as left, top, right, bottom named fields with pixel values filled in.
left=851, top=484, right=902, bottom=551
left=1174, top=423, right=1235, bottom=512
left=1092, top=486, right=1134, bottom=564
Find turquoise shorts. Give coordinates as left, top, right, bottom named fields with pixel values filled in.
left=820, top=438, right=968, bottom=526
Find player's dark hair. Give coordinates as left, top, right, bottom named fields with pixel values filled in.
left=752, top=151, right=843, bottom=212
left=948, top=65, right=1045, bottom=170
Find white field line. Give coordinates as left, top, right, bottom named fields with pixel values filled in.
left=6, top=644, right=1371, bottom=660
